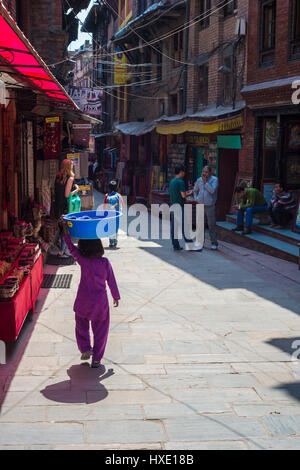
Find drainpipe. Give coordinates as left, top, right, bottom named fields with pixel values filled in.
left=182, top=0, right=190, bottom=114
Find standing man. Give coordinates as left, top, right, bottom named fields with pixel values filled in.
left=193, top=166, right=219, bottom=250
left=169, top=164, right=199, bottom=251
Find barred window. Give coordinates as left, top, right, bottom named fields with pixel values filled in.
left=223, top=0, right=238, bottom=17
left=199, top=0, right=211, bottom=30
left=290, top=0, right=300, bottom=60
left=259, top=0, right=276, bottom=67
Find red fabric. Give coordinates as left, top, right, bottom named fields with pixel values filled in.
left=0, top=5, right=73, bottom=104
left=0, top=255, right=43, bottom=341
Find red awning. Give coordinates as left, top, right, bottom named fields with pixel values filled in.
left=0, top=2, right=77, bottom=108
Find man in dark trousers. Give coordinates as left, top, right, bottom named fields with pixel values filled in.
left=269, top=182, right=296, bottom=229
left=232, top=186, right=267, bottom=234
left=169, top=164, right=201, bottom=251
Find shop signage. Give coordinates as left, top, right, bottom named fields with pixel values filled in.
left=65, top=86, right=103, bottom=116
left=73, top=123, right=92, bottom=129
left=72, top=120, right=91, bottom=148
left=265, top=120, right=277, bottom=147
left=89, top=135, right=95, bottom=153
left=187, top=135, right=210, bottom=146
left=156, top=115, right=244, bottom=135
left=218, top=116, right=243, bottom=132
left=44, top=117, right=61, bottom=159
left=114, top=48, right=128, bottom=85
left=45, top=116, right=60, bottom=123
left=67, top=153, right=80, bottom=178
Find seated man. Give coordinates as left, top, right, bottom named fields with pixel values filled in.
left=232, top=186, right=267, bottom=235
left=269, top=182, right=296, bottom=229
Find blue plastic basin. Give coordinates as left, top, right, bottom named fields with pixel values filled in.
left=63, top=210, right=122, bottom=239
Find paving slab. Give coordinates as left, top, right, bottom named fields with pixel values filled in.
left=1, top=190, right=300, bottom=449
left=84, top=420, right=164, bottom=444
left=0, top=423, right=84, bottom=445
left=163, top=415, right=268, bottom=442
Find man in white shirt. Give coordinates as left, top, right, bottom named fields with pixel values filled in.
left=193, top=166, right=219, bottom=250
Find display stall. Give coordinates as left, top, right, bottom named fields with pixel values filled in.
left=0, top=234, right=43, bottom=341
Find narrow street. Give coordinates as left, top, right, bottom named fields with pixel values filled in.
left=0, top=190, right=300, bottom=450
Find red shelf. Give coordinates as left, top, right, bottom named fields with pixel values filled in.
left=0, top=254, right=43, bottom=341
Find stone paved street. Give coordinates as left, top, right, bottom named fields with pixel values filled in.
left=1, top=191, right=300, bottom=450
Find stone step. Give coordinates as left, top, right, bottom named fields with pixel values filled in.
left=226, top=214, right=300, bottom=247
left=217, top=220, right=299, bottom=265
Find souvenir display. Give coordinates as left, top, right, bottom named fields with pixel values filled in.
left=0, top=236, right=40, bottom=299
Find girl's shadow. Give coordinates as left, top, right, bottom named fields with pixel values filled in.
left=40, top=363, right=114, bottom=404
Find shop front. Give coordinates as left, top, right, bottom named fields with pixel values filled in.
left=155, top=110, right=244, bottom=220
left=251, top=107, right=300, bottom=209
left=93, top=132, right=121, bottom=194
left=114, top=121, right=156, bottom=205
left=0, top=3, right=94, bottom=340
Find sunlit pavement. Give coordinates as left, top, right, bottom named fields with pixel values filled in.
left=0, top=190, right=300, bottom=450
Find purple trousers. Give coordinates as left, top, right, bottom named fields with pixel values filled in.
left=75, top=312, right=109, bottom=362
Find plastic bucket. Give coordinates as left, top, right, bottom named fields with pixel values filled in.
left=63, top=210, right=122, bottom=239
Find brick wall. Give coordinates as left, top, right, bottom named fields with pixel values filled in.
left=187, top=0, right=248, bottom=112
left=247, top=0, right=300, bottom=85
left=240, top=0, right=300, bottom=182
left=2, top=0, right=17, bottom=19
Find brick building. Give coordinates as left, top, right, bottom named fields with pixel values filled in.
left=2, top=0, right=90, bottom=82
left=155, top=0, right=249, bottom=219
left=241, top=0, right=300, bottom=201
left=71, top=40, right=93, bottom=87
left=81, top=0, right=250, bottom=209
left=0, top=1, right=95, bottom=229
left=81, top=1, right=300, bottom=215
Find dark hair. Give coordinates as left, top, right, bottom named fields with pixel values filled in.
left=235, top=186, right=247, bottom=194
left=203, top=165, right=212, bottom=173
left=275, top=181, right=286, bottom=191
left=108, top=180, right=118, bottom=192
left=77, top=239, right=104, bottom=258
left=175, top=164, right=185, bottom=175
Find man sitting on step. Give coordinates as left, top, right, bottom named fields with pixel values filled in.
left=232, top=186, right=268, bottom=235
left=269, top=182, right=296, bottom=229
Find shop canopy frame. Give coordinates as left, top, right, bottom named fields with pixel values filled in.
left=0, top=2, right=77, bottom=108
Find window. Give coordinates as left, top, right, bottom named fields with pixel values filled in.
left=198, top=63, right=208, bottom=106
left=169, top=94, right=178, bottom=115
left=223, top=0, right=238, bottom=17
left=16, top=0, right=23, bottom=29
left=178, top=89, right=183, bottom=114
left=156, top=50, right=162, bottom=82
left=199, top=0, right=211, bottom=30
left=145, top=48, right=151, bottom=83
left=290, top=0, right=300, bottom=60
left=173, top=30, right=184, bottom=64
left=222, top=53, right=233, bottom=104
left=259, top=0, right=276, bottom=67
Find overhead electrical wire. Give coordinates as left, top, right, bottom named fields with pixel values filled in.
left=93, top=0, right=235, bottom=66
left=52, top=0, right=235, bottom=67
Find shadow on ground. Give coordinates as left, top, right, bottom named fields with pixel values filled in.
left=40, top=363, right=114, bottom=404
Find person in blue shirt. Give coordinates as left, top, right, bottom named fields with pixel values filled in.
left=193, top=166, right=219, bottom=250
left=104, top=180, right=124, bottom=248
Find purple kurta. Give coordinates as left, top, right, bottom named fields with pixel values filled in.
left=64, top=234, right=120, bottom=319
left=64, top=234, right=120, bottom=361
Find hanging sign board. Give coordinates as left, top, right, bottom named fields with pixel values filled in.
left=67, top=153, right=80, bottom=179
left=65, top=86, right=103, bottom=116
left=44, top=116, right=61, bottom=159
